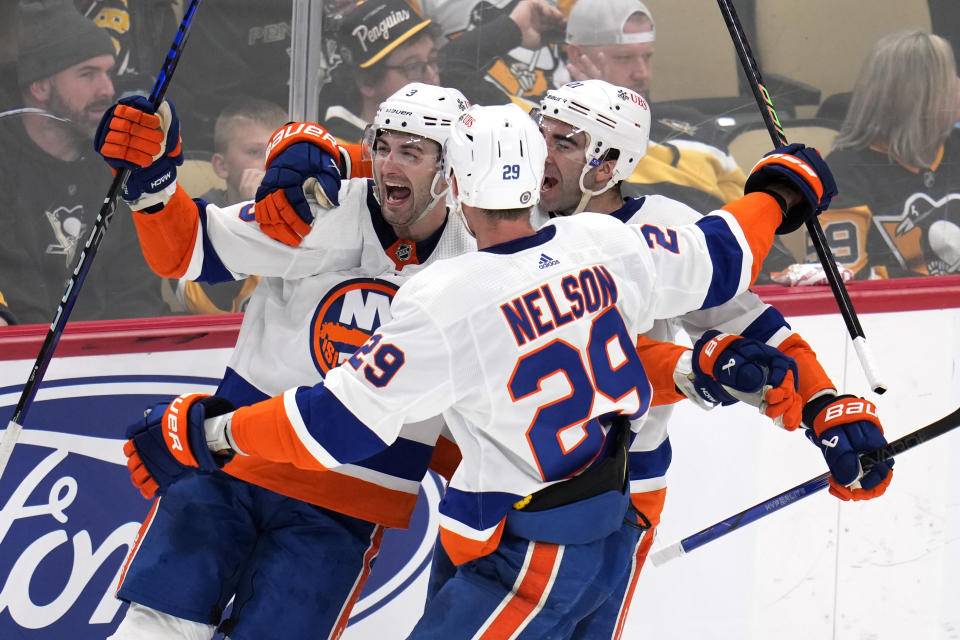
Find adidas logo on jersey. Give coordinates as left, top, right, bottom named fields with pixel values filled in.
left=538, top=253, right=560, bottom=269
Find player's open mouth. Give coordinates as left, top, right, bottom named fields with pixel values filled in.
left=541, top=175, right=559, bottom=193
left=385, top=182, right=412, bottom=205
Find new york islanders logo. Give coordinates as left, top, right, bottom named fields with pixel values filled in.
left=310, top=278, right=400, bottom=374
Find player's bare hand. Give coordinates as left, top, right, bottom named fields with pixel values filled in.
left=567, top=50, right=606, bottom=82
left=509, top=0, right=564, bottom=50
left=239, top=168, right=266, bottom=201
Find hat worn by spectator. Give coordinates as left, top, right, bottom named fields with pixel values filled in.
left=17, top=0, right=115, bottom=86
left=338, top=0, right=432, bottom=69
left=566, top=0, right=656, bottom=46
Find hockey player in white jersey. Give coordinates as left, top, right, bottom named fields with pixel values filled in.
left=94, top=85, right=475, bottom=639
left=119, top=103, right=881, bottom=638
left=527, top=78, right=895, bottom=623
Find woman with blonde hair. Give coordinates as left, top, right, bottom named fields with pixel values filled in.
left=814, top=29, right=960, bottom=278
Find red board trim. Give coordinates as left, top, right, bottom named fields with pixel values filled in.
left=1, top=276, right=958, bottom=361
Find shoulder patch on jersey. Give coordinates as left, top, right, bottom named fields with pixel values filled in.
left=310, top=278, right=400, bottom=374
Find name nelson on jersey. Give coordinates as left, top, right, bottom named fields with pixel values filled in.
left=501, top=265, right=618, bottom=347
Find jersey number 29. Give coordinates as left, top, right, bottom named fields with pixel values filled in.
left=508, top=306, right=649, bottom=481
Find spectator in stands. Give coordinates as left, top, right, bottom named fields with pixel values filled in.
left=0, top=2, right=18, bottom=111
left=318, top=0, right=439, bottom=143
left=207, top=98, right=287, bottom=204
left=436, top=0, right=747, bottom=214
left=76, top=0, right=179, bottom=96
left=561, top=0, right=749, bottom=213
left=814, top=30, right=960, bottom=279
left=176, top=98, right=287, bottom=314
left=0, top=0, right=169, bottom=324
left=429, top=0, right=566, bottom=106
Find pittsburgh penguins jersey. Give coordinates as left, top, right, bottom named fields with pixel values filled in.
left=821, top=133, right=960, bottom=278
left=532, top=196, right=834, bottom=525
left=130, top=178, right=476, bottom=527
left=227, top=195, right=786, bottom=564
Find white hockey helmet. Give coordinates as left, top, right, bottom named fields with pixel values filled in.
left=538, top=79, right=651, bottom=194
left=367, top=82, right=470, bottom=149
left=364, top=83, right=470, bottom=223
left=443, top=103, right=547, bottom=210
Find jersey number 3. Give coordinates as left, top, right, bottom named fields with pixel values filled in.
left=508, top=306, right=649, bottom=481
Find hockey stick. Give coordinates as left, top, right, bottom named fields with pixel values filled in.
left=650, top=405, right=960, bottom=565
left=0, top=0, right=203, bottom=486
left=715, top=0, right=886, bottom=395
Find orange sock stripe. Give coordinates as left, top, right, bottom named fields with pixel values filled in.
left=116, top=497, right=160, bottom=594
left=721, top=192, right=781, bottom=285
left=613, top=529, right=655, bottom=640
left=329, top=525, right=385, bottom=639
left=479, top=541, right=562, bottom=640
left=132, top=185, right=201, bottom=278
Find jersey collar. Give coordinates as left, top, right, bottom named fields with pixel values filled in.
left=366, top=180, right=448, bottom=270
left=610, top=196, right=646, bottom=223
left=481, top=225, right=557, bottom=254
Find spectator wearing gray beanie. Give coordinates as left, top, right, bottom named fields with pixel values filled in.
left=16, top=0, right=116, bottom=144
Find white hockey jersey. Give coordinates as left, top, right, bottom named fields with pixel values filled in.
left=532, top=195, right=830, bottom=527
left=131, top=179, right=476, bottom=527
left=227, top=199, right=785, bottom=564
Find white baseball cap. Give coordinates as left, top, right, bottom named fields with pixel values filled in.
left=565, top=0, right=656, bottom=46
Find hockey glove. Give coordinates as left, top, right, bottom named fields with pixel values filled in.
left=254, top=123, right=343, bottom=247
left=803, top=394, right=893, bottom=501
left=94, top=96, right=183, bottom=207
left=744, top=143, right=838, bottom=234
left=676, top=330, right=803, bottom=429
left=123, top=393, right=235, bottom=498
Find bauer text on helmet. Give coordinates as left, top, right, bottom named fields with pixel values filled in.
left=366, top=84, right=470, bottom=227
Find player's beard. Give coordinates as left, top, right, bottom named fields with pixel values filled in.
left=46, top=86, right=112, bottom=139
left=540, top=165, right=586, bottom=216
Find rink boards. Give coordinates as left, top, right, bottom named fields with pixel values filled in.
left=1, top=277, right=959, bottom=639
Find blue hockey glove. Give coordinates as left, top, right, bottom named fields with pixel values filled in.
left=803, top=394, right=894, bottom=501
left=744, top=143, right=838, bottom=233
left=94, top=95, right=183, bottom=206
left=254, top=123, right=343, bottom=246
left=123, top=393, right=235, bottom=499
left=677, top=330, right=803, bottom=429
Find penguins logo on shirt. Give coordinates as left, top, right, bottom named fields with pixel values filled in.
left=875, top=192, right=960, bottom=274
left=310, top=278, right=400, bottom=374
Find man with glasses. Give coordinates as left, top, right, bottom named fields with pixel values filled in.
left=318, top=0, right=442, bottom=144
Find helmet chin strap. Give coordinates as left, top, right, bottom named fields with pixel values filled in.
left=411, top=172, right=449, bottom=225
left=572, top=163, right=616, bottom=215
